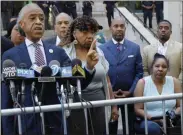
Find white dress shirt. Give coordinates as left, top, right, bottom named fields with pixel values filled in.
left=25, top=38, right=47, bottom=65
left=56, top=36, right=61, bottom=46
left=112, top=38, right=125, bottom=51
left=112, top=38, right=124, bottom=45
left=157, top=40, right=169, bottom=56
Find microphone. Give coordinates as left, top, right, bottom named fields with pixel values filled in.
left=49, top=60, right=61, bottom=98
left=61, top=61, right=72, bottom=77
left=18, top=63, right=27, bottom=105
left=71, top=58, right=85, bottom=77
left=49, top=60, right=61, bottom=76
left=2, top=59, right=17, bottom=79
left=2, top=59, right=17, bottom=103
left=39, top=66, right=53, bottom=103
left=38, top=66, right=55, bottom=82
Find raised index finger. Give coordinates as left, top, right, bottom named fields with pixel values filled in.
left=89, top=39, right=97, bottom=51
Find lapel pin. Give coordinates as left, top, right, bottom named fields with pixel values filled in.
left=49, top=49, right=53, bottom=53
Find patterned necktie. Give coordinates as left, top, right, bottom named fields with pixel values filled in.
left=32, top=43, right=45, bottom=66
left=117, top=43, right=121, bottom=51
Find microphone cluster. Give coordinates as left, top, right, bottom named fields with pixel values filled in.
left=2, top=58, right=86, bottom=134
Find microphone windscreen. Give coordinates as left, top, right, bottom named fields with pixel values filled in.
left=49, top=60, right=61, bottom=76
left=3, top=59, right=16, bottom=68
left=49, top=60, right=60, bottom=67
left=41, top=66, right=52, bottom=77
left=71, top=58, right=82, bottom=67
left=19, top=63, right=27, bottom=69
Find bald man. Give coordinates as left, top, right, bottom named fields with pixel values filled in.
left=99, top=18, right=143, bottom=135
left=2, top=3, right=96, bottom=135
left=44, top=12, right=72, bottom=46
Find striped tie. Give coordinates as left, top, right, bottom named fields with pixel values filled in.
left=117, top=43, right=121, bottom=51
left=32, top=43, right=45, bottom=66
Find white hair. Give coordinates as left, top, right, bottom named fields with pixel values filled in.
left=17, top=3, right=43, bottom=24
left=55, top=12, right=72, bottom=24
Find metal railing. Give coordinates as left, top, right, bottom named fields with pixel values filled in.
left=1, top=93, right=183, bottom=135
left=121, top=5, right=158, bottom=39
left=114, top=6, right=150, bottom=45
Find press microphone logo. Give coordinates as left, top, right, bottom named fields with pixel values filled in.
left=50, top=65, right=60, bottom=76
left=2, top=67, right=17, bottom=77
left=17, top=69, right=35, bottom=78
left=61, top=66, right=72, bottom=77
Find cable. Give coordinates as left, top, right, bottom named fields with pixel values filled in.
left=15, top=90, right=27, bottom=135
left=34, top=88, right=44, bottom=135
left=31, top=92, right=39, bottom=135
left=19, top=91, right=28, bottom=135
left=81, top=98, right=95, bottom=135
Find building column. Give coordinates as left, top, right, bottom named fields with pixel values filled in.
left=164, top=1, right=182, bottom=42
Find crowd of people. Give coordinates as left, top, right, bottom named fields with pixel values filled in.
left=1, top=1, right=182, bottom=135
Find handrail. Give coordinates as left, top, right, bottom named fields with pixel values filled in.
left=1, top=93, right=182, bottom=116
left=114, top=6, right=150, bottom=44
left=120, top=6, right=158, bottom=39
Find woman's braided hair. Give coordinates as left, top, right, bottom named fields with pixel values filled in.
left=60, top=15, right=99, bottom=46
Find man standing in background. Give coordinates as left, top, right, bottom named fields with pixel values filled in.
left=44, top=13, right=72, bottom=46
left=142, top=1, right=154, bottom=28
left=103, top=1, right=117, bottom=27
left=154, top=1, right=164, bottom=24
left=100, top=18, right=143, bottom=135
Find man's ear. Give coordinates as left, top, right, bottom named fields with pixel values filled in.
left=18, top=21, right=26, bottom=37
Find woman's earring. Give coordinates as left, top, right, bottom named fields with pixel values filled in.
left=73, top=38, right=78, bottom=45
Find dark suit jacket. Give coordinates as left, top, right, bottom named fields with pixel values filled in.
left=2, top=41, right=94, bottom=135
left=44, top=36, right=57, bottom=46
left=99, top=39, right=143, bottom=93
left=1, top=36, right=14, bottom=56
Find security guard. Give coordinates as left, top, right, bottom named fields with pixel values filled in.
left=82, top=1, right=94, bottom=17
left=103, top=1, right=117, bottom=27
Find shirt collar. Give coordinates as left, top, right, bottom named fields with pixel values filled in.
left=56, top=36, right=61, bottom=46
left=158, top=39, right=170, bottom=47
left=25, top=38, right=43, bottom=47
left=112, top=38, right=124, bottom=45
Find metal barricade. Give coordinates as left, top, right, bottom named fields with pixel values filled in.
left=1, top=93, right=182, bottom=135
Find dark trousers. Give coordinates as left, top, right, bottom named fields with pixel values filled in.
left=109, top=104, right=135, bottom=135
left=143, top=10, right=153, bottom=28
left=64, top=7, right=77, bottom=19
left=87, top=107, right=106, bottom=135
left=106, top=8, right=114, bottom=27
left=156, top=9, right=164, bottom=24
left=83, top=8, right=92, bottom=17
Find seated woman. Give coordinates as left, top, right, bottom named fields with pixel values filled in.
left=134, top=53, right=181, bottom=135
left=60, top=15, right=118, bottom=135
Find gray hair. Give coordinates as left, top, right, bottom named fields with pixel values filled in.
left=17, top=3, right=43, bottom=24
left=55, top=12, right=72, bottom=24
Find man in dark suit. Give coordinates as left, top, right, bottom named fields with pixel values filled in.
left=44, top=12, right=72, bottom=46
left=99, top=18, right=143, bottom=135
left=82, top=1, right=94, bottom=17
left=63, top=1, right=78, bottom=19
left=154, top=1, right=164, bottom=24
left=142, top=1, right=154, bottom=28
left=1, top=36, right=14, bottom=56
left=2, top=3, right=98, bottom=135
left=103, top=1, right=117, bottom=27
